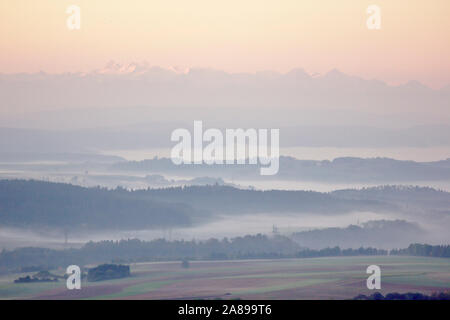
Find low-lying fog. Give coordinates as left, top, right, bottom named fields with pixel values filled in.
left=1, top=209, right=449, bottom=251
left=1, top=146, right=449, bottom=251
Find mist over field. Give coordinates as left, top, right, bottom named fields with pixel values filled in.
left=1, top=0, right=450, bottom=301
left=0, top=67, right=449, bottom=261
left=0, top=68, right=450, bottom=253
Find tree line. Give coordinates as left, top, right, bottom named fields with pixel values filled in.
left=390, top=243, right=450, bottom=258
left=1, top=235, right=448, bottom=273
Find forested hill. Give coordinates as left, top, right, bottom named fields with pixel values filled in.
left=291, top=220, right=426, bottom=249
left=0, top=180, right=192, bottom=230
left=331, top=185, right=450, bottom=213
left=2, top=180, right=449, bottom=231
left=136, top=184, right=394, bottom=214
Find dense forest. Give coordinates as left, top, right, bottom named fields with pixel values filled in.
left=296, top=246, right=387, bottom=258
left=136, top=184, right=394, bottom=215
left=0, top=180, right=193, bottom=230
left=87, top=264, right=130, bottom=282
left=0, top=180, right=405, bottom=230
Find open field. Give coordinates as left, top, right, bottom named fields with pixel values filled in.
left=1, top=256, right=449, bottom=300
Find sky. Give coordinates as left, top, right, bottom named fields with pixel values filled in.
left=0, top=0, right=449, bottom=88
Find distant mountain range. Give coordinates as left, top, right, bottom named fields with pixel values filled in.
left=1, top=64, right=449, bottom=131
left=1, top=63, right=448, bottom=114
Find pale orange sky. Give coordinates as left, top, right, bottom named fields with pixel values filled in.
left=0, top=0, right=449, bottom=88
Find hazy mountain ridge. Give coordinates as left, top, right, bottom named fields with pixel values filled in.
left=3, top=180, right=450, bottom=231
left=290, top=220, right=426, bottom=249
left=1, top=65, right=449, bottom=125
left=111, top=156, right=450, bottom=183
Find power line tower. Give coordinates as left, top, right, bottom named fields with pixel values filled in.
left=272, top=224, right=279, bottom=235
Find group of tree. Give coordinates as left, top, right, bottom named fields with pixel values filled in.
left=14, top=270, right=60, bottom=283
left=354, top=291, right=450, bottom=300
left=390, top=244, right=450, bottom=258
left=296, top=246, right=387, bottom=258
left=87, top=264, right=130, bottom=282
